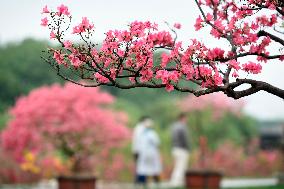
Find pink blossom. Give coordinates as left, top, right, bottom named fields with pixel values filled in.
left=50, top=31, right=56, bottom=39
left=161, top=53, right=170, bottom=68
left=174, top=23, right=181, bottom=29
left=140, top=69, right=153, bottom=82
left=194, top=16, right=203, bottom=31
left=68, top=54, right=82, bottom=67
left=41, top=17, right=48, bottom=27
left=57, top=4, right=70, bottom=16
left=148, top=31, right=173, bottom=46
left=42, top=5, right=50, bottom=14
left=72, top=17, right=94, bottom=34
left=232, top=71, right=239, bottom=78
left=53, top=51, right=65, bottom=65
left=63, top=40, right=72, bottom=49
left=129, top=77, right=136, bottom=83
left=125, top=59, right=133, bottom=67
left=206, top=13, right=213, bottom=21
left=207, top=48, right=225, bottom=60
left=166, top=84, right=174, bottom=92
left=95, top=73, right=110, bottom=83
left=268, top=3, right=276, bottom=10
left=156, top=70, right=170, bottom=84
left=242, top=62, right=262, bottom=74
left=168, top=71, right=180, bottom=82
left=228, top=60, right=241, bottom=70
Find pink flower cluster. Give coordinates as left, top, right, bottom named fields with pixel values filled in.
left=156, top=70, right=180, bottom=91
left=56, top=4, right=70, bottom=16
left=73, top=17, right=94, bottom=34
left=1, top=83, right=130, bottom=172
left=242, top=62, right=262, bottom=74
left=41, top=2, right=284, bottom=93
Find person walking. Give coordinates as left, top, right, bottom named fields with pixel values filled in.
left=132, top=116, right=149, bottom=183
left=170, top=113, right=191, bottom=187
left=136, top=118, right=162, bottom=187
left=132, top=116, right=149, bottom=162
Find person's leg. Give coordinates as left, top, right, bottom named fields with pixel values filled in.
left=136, top=175, right=147, bottom=188
left=135, top=177, right=145, bottom=189
left=151, top=175, right=160, bottom=189
left=134, top=153, right=139, bottom=183
left=179, top=151, right=189, bottom=181
left=170, top=148, right=180, bottom=186
left=144, top=176, right=149, bottom=189
left=170, top=148, right=187, bottom=187
left=153, top=175, right=160, bottom=183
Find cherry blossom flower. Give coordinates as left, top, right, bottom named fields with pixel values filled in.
left=57, top=4, right=70, bottom=16
left=40, top=17, right=48, bottom=27
left=174, top=23, right=181, bottom=29
left=42, top=5, right=49, bottom=14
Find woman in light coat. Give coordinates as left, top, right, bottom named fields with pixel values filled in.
left=136, top=118, right=162, bottom=186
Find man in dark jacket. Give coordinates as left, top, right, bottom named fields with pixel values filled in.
left=170, top=113, right=190, bottom=187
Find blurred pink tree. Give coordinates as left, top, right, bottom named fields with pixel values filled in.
left=190, top=141, right=281, bottom=176
left=179, top=93, right=253, bottom=168
left=179, top=93, right=243, bottom=120
left=1, top=83, right=130, bottom=175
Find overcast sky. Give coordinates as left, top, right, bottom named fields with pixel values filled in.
left=0, top=0, right=283, bottom=120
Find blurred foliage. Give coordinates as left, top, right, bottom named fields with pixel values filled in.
left=0, top=39, right=63, bottom=112
left=188, top=111, right=257, bottom=149
left=190, top=141, right=281, bottom=177
left=0, top=113, right=10, bottom=131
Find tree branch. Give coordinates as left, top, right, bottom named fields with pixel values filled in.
left=258, top=30, right=284, bottom=46
left=226, top=79, right=284, bottom=99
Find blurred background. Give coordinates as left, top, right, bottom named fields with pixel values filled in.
left=0, top=0, right=284, bottom=188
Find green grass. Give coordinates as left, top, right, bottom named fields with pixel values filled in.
left=167, top=186, right=284, bottom=189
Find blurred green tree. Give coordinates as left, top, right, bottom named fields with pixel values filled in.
left=0, top=39, right=63, bottom=112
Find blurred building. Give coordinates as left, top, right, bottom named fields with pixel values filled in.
left=259, top=121, right=284, bottom=150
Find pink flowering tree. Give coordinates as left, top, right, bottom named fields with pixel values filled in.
left=41, top=1, right=284, bottom=99
left=1, top=83, right=130, bottom=175
left=190, top=141, right=281, bottom=176
left=179, top=93, right=249, bottom=145
left=179, top=93, right=243, bottom=119
left=179, top=93, right=250, bottom=168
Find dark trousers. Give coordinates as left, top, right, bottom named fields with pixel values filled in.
left=136, top=175, right=160, bottom=184
left=134, top=153, right=139, bottom=183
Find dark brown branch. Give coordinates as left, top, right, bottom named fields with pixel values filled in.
left=258, top=30, right=284, bottom=46
left=217, top=53, right=282, bottom=63
left=193, top=87, right=223, bottom=96
left=226, top=78, right=284, bottom=99
left=41, top=56, right=104, bottom=87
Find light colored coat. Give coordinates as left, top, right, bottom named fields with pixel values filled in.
left=137, top=128, right=162, bottom=176
left=132, top=123, right=145, bottom=154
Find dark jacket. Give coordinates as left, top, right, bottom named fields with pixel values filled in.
left=171, top=121, right=190, bottom=150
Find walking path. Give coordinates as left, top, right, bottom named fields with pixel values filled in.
left=221, top=178, right=278, bottom=188
left=0, top=177, right=279, bottom=189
